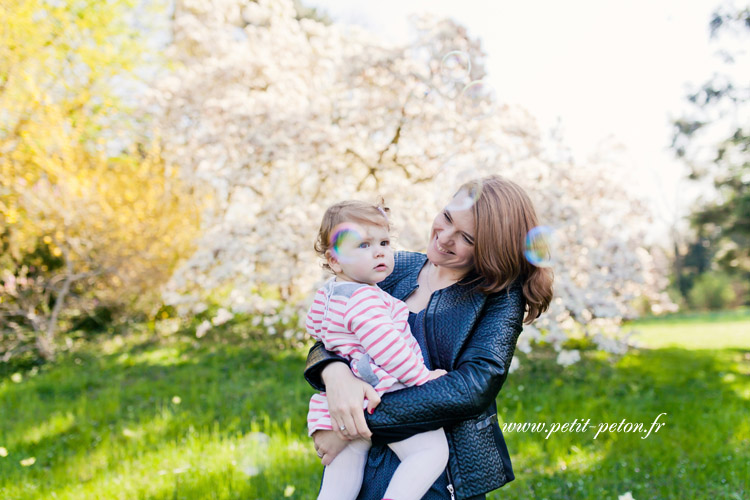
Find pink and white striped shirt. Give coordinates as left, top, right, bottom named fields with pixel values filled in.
left=306, top=278, right=431, bottom=392
left=306, top=279, right=431, bottom=435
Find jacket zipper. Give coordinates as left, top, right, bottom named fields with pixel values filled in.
left=446, top=466, right=456, bottom=500
left=425, top=285, right=454, bottom=500
left=412, top=267, right=454, bottom=499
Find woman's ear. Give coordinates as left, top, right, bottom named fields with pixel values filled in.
left=325, top=250, right=343, bottom=274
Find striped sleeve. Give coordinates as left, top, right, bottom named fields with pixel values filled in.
left=344, top=287, right=430, bottom=387
left=305, top=289, right=326, bottom=342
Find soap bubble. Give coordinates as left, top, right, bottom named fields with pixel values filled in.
left=440, top=51, right=471, bottom=82
left=432, top=159, right=484, bottom=213
left=524, top=226, right=555, bottom=268
left=330, top=223, right=363, bottom=264
left=457, top=80, right=496, bottom=119
left=445, top=180, right=483, bottom=212
left=235, top=432, right=270, bottom=477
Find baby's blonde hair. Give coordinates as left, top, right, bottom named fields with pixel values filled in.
left=314, top=199, right=390, bottom=272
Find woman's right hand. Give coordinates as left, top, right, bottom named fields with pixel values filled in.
left=321, top=362, right=381, bottom=440
left=312, top=430, right=351, bottom=466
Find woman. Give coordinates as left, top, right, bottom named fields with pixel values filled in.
left=304, top=176, right=554, bottom=499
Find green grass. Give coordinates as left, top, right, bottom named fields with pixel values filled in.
left=623, top=308, right=750, bottom=350
left=496, top=317, right=750, bottom=499
left=0, top=332, right=320, bottom=499
left=625, top=317, right=750, bottom=349
left=1, top=318, right=748, bottom=499
left=627, top=307, right=750, bottom=326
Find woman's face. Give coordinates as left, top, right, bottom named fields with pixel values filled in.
left=427, top=191, right=476, bottom=272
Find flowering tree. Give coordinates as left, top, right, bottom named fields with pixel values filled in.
left=154, top=0, right=673, bottom=361
left=0, top=0, right=202, bottom=360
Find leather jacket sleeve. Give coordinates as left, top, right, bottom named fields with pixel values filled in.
left=366, top=282, right=525, bottom=445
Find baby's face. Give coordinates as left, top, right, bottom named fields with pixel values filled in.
left=328, top=222, right=394, bottom=285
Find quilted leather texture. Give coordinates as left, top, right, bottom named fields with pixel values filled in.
left=446, top=410, right=511, bottom=498
left=304, top=251, right=525, bottom=499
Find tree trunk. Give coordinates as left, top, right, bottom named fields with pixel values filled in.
left=37, top=259, right=75, bottom=361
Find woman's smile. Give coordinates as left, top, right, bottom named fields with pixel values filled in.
left=426, top=195, right=476, bottom=271
left=433, top=235, right=454, bottom=255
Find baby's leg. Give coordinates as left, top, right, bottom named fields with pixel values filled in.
left=317, top=438, right=371, bottom=500
left=384, top=428, right=449, bottom=500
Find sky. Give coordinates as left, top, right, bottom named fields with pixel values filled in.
left=307, top=0, right=730, bottom=241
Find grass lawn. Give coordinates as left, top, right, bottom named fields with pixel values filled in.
left=625, top=309, right=750, bottom=350
left=1, top=313, right=748, bottom=499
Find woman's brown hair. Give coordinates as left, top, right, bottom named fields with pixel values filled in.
left=459, top=176, right=553, bottom=323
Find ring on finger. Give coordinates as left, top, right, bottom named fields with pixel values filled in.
left=339, top=425, right=346, bottom=431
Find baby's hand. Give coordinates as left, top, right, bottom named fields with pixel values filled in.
left=427, top=369, right=448, bottom=381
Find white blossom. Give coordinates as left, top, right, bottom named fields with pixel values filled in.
left=195, top=320, right=212, bottom=338
left=153, top=0, right=674, bottom=364
left=212, top=308, right=234, bottom=326
left=556, top=349, right=581, bottom=367
left=508, top=356, right=520, bottom=374
left=592, top=333, right=629, bottom=355
left=516, top=335, right=533, bottom=354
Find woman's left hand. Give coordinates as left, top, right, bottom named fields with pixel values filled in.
left=312, top=430, right=350, bottom=466
left=320, top=361, right=380, bottom=440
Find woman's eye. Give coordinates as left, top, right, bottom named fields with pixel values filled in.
left=443, top=212, right=451, bottom=222
left=463, top=235, right=473, bottom=245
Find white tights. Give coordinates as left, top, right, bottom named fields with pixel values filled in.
left=317, top=428, right=449, bottom=500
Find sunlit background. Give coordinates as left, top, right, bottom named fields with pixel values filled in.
left=309, top=0, right=732, bottom=239
left=1, top=0, right=748, bottom=498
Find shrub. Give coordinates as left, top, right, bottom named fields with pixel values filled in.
left=688, top=272, right=737, bottom=310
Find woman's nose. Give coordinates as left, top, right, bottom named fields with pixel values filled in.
left=438, top=230, right=456, bottom=246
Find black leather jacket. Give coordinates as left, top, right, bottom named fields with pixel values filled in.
left=304, top=252, right=526, bottom=499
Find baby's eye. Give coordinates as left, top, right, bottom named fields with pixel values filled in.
left=359, top=242, right=370, bottom=249
left=380, top=240, right=390, bottom=247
